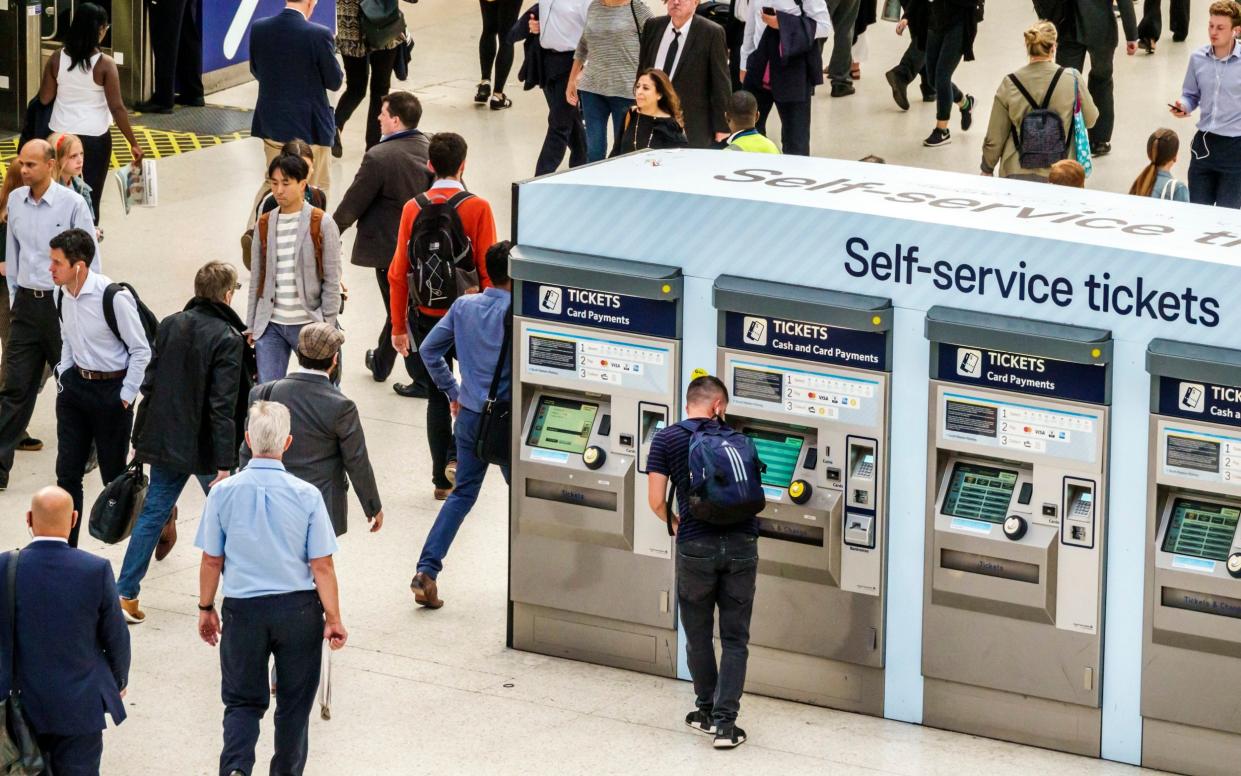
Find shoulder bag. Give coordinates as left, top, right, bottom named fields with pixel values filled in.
left=0, top=551, right=45, bottom=775
left=89, top=458, right=149, bottom=544
left=474, top=307, right=512, bottom=467
left=359, top=0, right=407, bottom=49
left=1071, top=76, right=1093, bottom=178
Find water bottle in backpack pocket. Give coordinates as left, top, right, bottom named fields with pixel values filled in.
left=675, top=418, right=767, bottom=526
left=406, top=191, right=479, bottom=312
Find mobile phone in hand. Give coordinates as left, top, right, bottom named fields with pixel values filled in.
left=762, top=6, right=776, bottom=14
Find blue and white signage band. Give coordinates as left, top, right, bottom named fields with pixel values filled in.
left=1158, top=376, right=1241, bottom=429
left=521, top=282, right=677, bottom=338
left=937, top=344, right=1108, bottom=405
left=722, top=311, right=887, bottom=371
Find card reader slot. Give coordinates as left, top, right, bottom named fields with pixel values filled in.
left=525, top=479, right=618, bottom=512
left=940, top=549, right=1039, bottom=584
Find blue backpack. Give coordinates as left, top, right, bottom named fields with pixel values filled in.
left=672, top=418, right=767, bottom=528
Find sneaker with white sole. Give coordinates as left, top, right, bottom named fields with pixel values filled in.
left=923, top=127, right=952, bottom=147
left=685, top=709, right=715, bottom=736
left=713, top=724, right=747, bottom=749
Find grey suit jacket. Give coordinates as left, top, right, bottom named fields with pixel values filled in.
left=332, top=130, right=431, bottom=270
left=246, top=201, right=342, bottom=340
left=240, top=372, right=381, bottom=535
left=639, top=16, right=731, bottom=148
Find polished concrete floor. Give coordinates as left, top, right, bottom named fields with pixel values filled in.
left=0, top=0, right=1211, bottom=773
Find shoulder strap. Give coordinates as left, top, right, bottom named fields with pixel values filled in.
left=102, top=283, right=126, bottom=344
left=1007, top=73, right=1040, bottom=111
left=630, top=0, right=640, bottom=33
left=1041, top=67, right=1065, bottom=110
left=257, top=211, right=272, bottom=297
left=487, top=305, right=513, bottom=403
left=446, top=191, right=475, bottom=210
left=310, top=208, right=325, bottom=282
left=5, top=550, right=19, bottom=694
left=261, top=381, right=276, bottom=402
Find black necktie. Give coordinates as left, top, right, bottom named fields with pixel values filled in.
left=663, top=29, right=681, bottom=75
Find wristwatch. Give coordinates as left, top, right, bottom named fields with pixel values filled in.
left=197, top=602, right=215, bottom=612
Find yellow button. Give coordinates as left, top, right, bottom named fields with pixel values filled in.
left=872, top=315, right=882, bottom=326
left=583, top=448, right=597, bottom=463
left=691, top=367, right=709, bottom=380
left=662, top=284, right=672, bottom=294
left=789, top=481, right=804, bottom=497
left=1091, top=348, right=1101, bottom=359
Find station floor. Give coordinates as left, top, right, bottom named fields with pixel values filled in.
left=0, top=0, right=1210, bottom=773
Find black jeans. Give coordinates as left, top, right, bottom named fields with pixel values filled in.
left=34, top=731, right=102, bottom=775
left=677, top=533, right=758, bottom=726
left=335, top=48, right=399, bottom=151
left=753, top=90, right=812, bottom=156
left=1057, top=39, right=1115, bottom=146
left=1139, top=0, right=1190, bottom=42
left=219, top=591, right=323, bottom=776
left=479, top=0, right=521, bottom=93
left=371, top=267, right=424, bottom=383
left=1188, top=131, right=1241, bottom=209
left=149, top=0, right=203, bottom=105
left=55, top=370, right=133, bottom=547
left=536, top=53, right=587, bottom=176
left=79, top=131, right=110, bottom=223
left=0, top=290, right=60, bottom=484
left=412, top=312, right=456, bottom=489
left=892, top=38, right=931, bottom=92
left=925, top=21, right=965, bottom=122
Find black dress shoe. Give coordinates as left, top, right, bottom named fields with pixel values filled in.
left=365, top=349, right=383, bottom=381
left=885, top=68, right=910, bottom=111
left=394, top=382, right=430, bottom=399
left=133, top=99, right=173, bottom=114
left=174, top=94, right=206, bottom=107
left=831, top=83, right=856, bottom=98
left=1091, top=141, right=1112, bottom=157
left=17, top=436, right=43, bottom=452
left=332, top=128, right=343, bottom=159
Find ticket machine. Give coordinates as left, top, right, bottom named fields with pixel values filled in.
left=923, top=307, right=1112, bottom=756
left=508, top=247, right=682, bottom=676
left=1142, top=340, right=1241, bottom=776
left=713, top=276, right=892, bottom=714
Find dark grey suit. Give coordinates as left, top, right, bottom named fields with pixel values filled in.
left=1053, top=0, right=1137, bottom=147
left=240, top=372, right=381, bottom=535
left=639, top=16, right=731, bottom=148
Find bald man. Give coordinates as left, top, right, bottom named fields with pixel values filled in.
left=0, top=486, right=129, bottom=774
left=0, top=141, right=98, bottom=492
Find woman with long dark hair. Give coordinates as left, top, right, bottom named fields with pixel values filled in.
left=476, top=0, right=521, bottom=110
left=333, top=0, right=405, bottom=155
left=610, top=68, right=689, bottom=156
left=38, top=2, right=143, bottom=222
left=1129, top=128, right=1189, bottom=201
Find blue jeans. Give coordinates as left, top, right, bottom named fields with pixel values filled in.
left=254, top=322, right=304, bottom=384
left=580, top=91, right=633, bottom=162
left=417, top=407, right=510, bottom=579
left=117, top=465, right=213, bottom=599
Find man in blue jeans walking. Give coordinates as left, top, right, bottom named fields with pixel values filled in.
left=646, top=375, right=759, bottom=750
left=409, top=241, right=512, bottom=609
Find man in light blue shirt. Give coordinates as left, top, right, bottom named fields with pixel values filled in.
left=195, top=400, right=346, bottom=776
left=409, top=242, right=512, bottom=610
left=1171, top=4, right=1241, bottom=207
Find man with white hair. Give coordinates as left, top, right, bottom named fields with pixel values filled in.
left=195, top=400, right=346, bottom=776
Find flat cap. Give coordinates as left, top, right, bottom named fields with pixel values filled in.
left=297, top=322, right=345, bottom=360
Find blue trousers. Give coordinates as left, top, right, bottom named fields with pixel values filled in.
left=254, top=322, right=304, bottom=385
left=580, top=91, right=633, bottom=162
left=417, top=407, right=510, bottom=579
left=117, top=464, right=214, bottom=599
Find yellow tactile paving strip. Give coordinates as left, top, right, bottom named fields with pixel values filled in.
left=0, top=123, right=250, bottom=168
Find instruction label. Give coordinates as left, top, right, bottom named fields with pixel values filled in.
left=941, top=391, right=1100, bottom=464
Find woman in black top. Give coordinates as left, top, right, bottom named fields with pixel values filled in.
left=610, top=68, right=689, bottom=157
left=922, top=0, right=978, bottom=148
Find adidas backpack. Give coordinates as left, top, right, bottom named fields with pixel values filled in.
left=406, top=191, right=479, bottom=311
left=1009, top=68, right=1069, bottom=170
left=676, top=418, right=767, bottom=526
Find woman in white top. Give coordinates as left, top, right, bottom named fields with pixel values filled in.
left=37, top=2, right=143, bottom=223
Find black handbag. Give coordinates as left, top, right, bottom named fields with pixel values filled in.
left=89, top=458, right=149, bottom=544
left=359, top=0, right=407, bottom=49
left=474, top=309, right=512, bottom=467
left=0, top=551, right=45, bottom=776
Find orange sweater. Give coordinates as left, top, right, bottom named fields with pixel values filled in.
left=388, top=185, right=497, bottom=332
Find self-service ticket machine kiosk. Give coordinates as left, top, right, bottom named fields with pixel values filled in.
left=713, top=276, right=892, bottom=714
left=923, top=307, right=1112, bottom=756
left=508, top=247, right=682, bottom=676
left=1142, top=340, right=1241, bottom=776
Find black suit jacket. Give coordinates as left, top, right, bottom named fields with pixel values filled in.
left=249, top=9, right=343, bottom=145
left=241, top=372, right=381, bottom=535
left=1051, top=0, right=1137, bottom=47
left=639, top=16, right=731, bottom=148
left=0, top=543, right=129, bottom=736
left=333, top=130, right=431, bottom=269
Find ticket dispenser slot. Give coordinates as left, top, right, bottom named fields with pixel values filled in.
left=713, top=275, right=892, bottom=716
left=509, top=247, right=682, bottom=679
left=1141, top=340, right=1241, bottom=776
left=923, top=306, right=1112, bottom=758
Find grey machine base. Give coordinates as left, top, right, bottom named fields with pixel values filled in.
left=744, top=644, right=884, bottom=716
left=511, top=602, right=677, bottom=678
left=922, top=678, right=1101, bottom=757
left=1143, top=719, right=1241, bottom=776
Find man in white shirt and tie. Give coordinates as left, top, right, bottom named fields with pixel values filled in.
left=639, top=0, right=732, bottom=148
left=531, top=0, right=591, bottom=175
left=49, top=228, right=150, bottom=546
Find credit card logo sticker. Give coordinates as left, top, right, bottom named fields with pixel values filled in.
left=1180, top=382, right=1205, bottom=413
left=743, top=317, right=767, bottom=346
left=539, top=286, right=562, bottom=315
left=957, top=349, right=982, bottom=378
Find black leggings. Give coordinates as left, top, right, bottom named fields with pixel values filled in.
left=925, top=21, right=965, bottom=123
left=79, top=129, right=110, bottom=224
left=479, top=0, right=520, bottom=94
left=335, top=48, right=399, bottom=150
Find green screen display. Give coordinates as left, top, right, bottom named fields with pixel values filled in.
left=743, top=428, right=804, bottom=489
left=941, top=463, right=1018, bottom=524
left=526, top=397, right=599, bottom=454
left=1163, top=499, right=1240, bottom=561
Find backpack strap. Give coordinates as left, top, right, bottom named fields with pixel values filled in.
left=630, top=0, right=640, bottom=33
left=445, top=191, right=475, bottom=210
left=256, top=210, right=272, bottom=298
left=101, top=283, right=125, bottom=345
left=1041, top=67, right=1065, bottom=110
left=310, top=208, right=325, bottom=283
left=1007, top=73, right=1040, bottom=111
left=5, top=550, right=20, bottom=697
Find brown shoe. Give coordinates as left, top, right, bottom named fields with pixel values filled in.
left=16, top=436, right=42, bottom=452
left=433, top=487, right=452, bottom=501
left=410, top=572, right=443, bottom=609
left=155, top=506, right=178, bottom=561
left=119, top=597, right=146, bottom=624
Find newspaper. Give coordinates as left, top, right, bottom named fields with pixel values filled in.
left=113, top=159, right=158, bottom=214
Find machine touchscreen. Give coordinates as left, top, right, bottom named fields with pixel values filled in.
left=527, top=397, right=599, bottom=454
left=941, top=463, right=1018, bottom=524
left=743, top=428, right=804, bottom=488
left=1161, top=498, right=1241, bottom=561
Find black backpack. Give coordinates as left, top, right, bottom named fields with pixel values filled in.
left=57, top=281, right=159, bottom=353
left=406, top=191, right=479, bottom=312
left=1008, top=68, right=1069, bottom=170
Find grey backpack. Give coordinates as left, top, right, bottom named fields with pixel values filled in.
left=1009, top=68, right=1069, bottom=170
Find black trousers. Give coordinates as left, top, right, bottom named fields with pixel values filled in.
left=1138, top=0, right=1190, bottom=43
left=753, top=90, right=812, bottom=156
left=150, top=0, right=203, bottom=105
left=891, top=38, right=931, bottom=91
left=56, top=370, right=133, bottom=547
left=79, top=131, right=110, bottom=223
left=220, top=591, right=323, bottom=776
left=335, top=48, right=399, bottom=151
left=0, top=290, right=60, bottom=484
left=1188, top=131, right=1241, bottom=209
left=1057, top=39, right=1115, bottom=146
left=479, top=0, right=521, bottom=93
left=536, top=54, right=587, bottom=176
left=35, top=730, right=103, bottom=776
left=370, top=267, right=424, bottom=383
left=412, top=312, right=456, bottom=489
left=925, top=21, right=966, bottom=122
